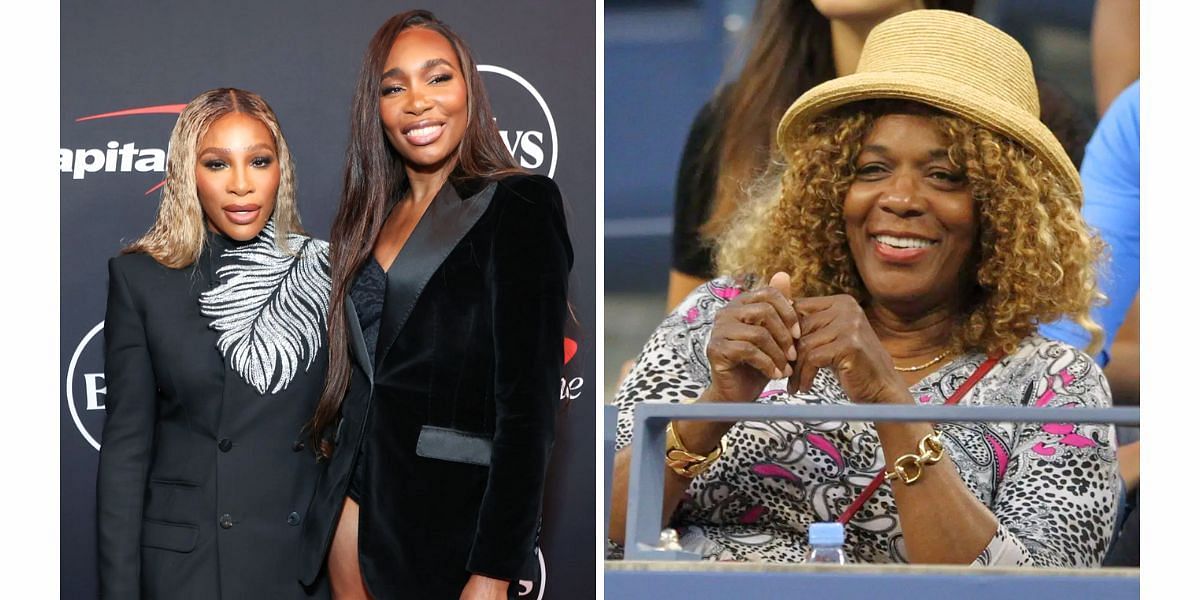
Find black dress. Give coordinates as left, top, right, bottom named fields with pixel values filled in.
left=98, top=225, right=331, bottom=599
left=300, top=174, right=572, bottom=598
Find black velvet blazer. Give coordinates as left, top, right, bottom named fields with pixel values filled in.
left=299, top=174, right=573, bottom=597
left=98, top=232, right=330, bottom=599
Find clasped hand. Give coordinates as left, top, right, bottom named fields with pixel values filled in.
left=705, top=272, right=908, bottom=405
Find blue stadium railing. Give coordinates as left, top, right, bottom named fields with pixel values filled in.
left=603, top=403, right=1140, bottom=598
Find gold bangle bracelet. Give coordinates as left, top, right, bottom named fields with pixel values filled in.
left=884, top=431, right=946, bottom=485
left=665, top=421, right=724, bottom=478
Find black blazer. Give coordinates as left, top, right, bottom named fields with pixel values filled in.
left=299, top=174, right=573, bottom=597
left=98, top=233, right=330, bottom=599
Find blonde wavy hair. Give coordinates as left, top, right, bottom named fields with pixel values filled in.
left=124, top=88, right=302, bottom=268
left=715, top=101, right=1105, bottom=356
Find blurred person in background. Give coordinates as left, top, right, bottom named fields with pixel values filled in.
left=1043, top=79, right=1140, bottom=566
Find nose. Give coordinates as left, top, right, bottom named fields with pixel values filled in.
left=404, top=86, right=433, bottom=115
left=878, top=172, right=924, bottom=218
left=227, top=164, right=253, bottom=196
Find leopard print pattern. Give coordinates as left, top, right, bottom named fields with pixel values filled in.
left=611, top=279, right=1119, bottom=566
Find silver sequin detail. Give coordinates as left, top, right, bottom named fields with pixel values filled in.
left=199, top=221, right=331, bottom=394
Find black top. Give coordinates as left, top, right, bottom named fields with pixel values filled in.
left=346, top=255, right=386, bottom=503
left=349, top=256, right=387, bottom=362
left=671, top=94, right=725, bottom=279
left=98, top=227, right=331, bottom=599
left=671, top=81, right=1094, bottom=280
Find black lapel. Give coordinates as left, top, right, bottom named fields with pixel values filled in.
left=344, top=294, right=374, bottom=386
left=374, top=180, right=497, bottom=370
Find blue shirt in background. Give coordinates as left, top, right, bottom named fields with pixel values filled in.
left=1040, top=80, right=1140, bottom=367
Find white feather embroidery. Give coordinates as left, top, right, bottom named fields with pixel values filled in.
left=199, top=221, right=331, bottom=394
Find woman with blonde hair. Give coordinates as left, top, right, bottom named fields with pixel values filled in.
left=98, top=87, right=330, bottom=599
left=611, top=10, right=1118, bottom=566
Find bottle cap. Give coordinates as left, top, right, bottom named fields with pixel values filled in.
left=809, top=522, right=845, bottom=546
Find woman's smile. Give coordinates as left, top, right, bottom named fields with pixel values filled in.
left=401, top=119, right=446, bottom=145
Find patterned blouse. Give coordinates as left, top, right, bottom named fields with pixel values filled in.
left=612, top=279, right=1119, bottom=567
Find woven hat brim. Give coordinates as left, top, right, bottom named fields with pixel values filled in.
left=776, top=71, right=1082, bottom=201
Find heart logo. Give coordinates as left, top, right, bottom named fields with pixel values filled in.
left=563, top=337, right=577, bottom=365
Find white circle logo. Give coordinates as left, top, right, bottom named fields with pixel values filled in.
left=66, top=321, right=106, bottom=451
left=513, top=546, right=547, bottom=599
left=479, top=65, right=558, bottom=178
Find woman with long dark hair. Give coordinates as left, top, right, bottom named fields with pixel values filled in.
left=299, top=11, right=572, bottom=599
left=98, top=88, right=330, bottom=599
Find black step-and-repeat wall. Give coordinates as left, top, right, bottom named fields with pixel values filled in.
left=60, top=2, right=596, bottom=598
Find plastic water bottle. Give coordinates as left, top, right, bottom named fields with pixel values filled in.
left=805, top=522, right=847, bottom=564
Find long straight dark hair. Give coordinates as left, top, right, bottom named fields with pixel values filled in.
left=700, top=0, right=975, bottom=240
left=311, top=10, right=523, bottom=454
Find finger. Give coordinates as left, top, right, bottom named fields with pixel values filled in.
left=797, top=358, right=821, bottom=393
left=787, top=360, right=803, bottom=395
left=768, top=273, right=803, bottom=339
left=735, top=301, right=796, bottom=365
left=796, top=304, right=838, bottom=337
left=768, top=271, right=792, bottom=297
left=724, top=322, right=791, bottom=378
left=792, top=295, right=838, bottom=318
left=793, top=326, right=840, bottom=391
left=740, top=285, right=800, bottom=340
left=713, top=339, right=785, bottom=381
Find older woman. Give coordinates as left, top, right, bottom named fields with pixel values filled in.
left=609, top=10, right=1118, bottom=567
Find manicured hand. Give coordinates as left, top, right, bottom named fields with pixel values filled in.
left=788, top=294, right=909, bottom=404
left=704, top=272, right=801, bottom=403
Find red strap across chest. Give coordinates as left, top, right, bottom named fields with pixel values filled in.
left=835, top=356, right=1000, bottom=525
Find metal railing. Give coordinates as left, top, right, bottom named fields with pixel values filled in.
left=609, top=402, right=1139, bottom=561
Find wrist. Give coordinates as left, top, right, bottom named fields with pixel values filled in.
left=670, top=419, right=729, bottom=456
left=875, top=377, right=916, bottom=405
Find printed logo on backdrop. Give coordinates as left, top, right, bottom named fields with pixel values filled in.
left=59, top=104, right=185, bottom=194
left=479, top=65, right=558, bottom=178
left=67, top=322, right=106, bottom=450
left=59, top=76, right=553, bottom=184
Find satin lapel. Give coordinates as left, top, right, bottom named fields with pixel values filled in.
left=343, top=294, right=373, bottom=386
left=374, top=181, right=497, bottom=371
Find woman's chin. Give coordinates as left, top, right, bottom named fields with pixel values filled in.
left=209, top=219, right=268, bottom=241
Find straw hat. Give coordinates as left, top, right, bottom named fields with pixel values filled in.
left=776, top=9, right=1081, bottom=200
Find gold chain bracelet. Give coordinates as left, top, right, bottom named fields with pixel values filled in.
left=665, top=422, right=724, bottom=478
left=884, top=431, right=945, bottom=485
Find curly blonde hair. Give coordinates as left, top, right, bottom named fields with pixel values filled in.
left=124, top=88, right=303, bottom=268
left=715, top=101, right=1104, bottom=356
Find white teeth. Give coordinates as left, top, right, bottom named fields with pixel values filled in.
left=874, top=234, right=934, bottom=249
left=406, top=125, right=440, bottom=137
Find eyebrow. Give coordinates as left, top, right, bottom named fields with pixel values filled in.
left=197, top=143, right=276, bottom=155
left=380, top=57, right=454, bottom=81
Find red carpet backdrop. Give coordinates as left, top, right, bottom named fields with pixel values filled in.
left=60, top=2, right=596, bottom=597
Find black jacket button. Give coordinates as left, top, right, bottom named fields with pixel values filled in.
left=218, top=438, right=233, bottom=452
left=219, top=514, right=234, bottom=529
left=287, top=512, right=301, bottom=526
left=292, top=440, right=305, bottom=452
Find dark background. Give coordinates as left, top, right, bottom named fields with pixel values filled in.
left=60, top=2, right=596, bottom=598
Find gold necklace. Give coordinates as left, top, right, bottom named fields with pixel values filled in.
left=893, top=349, right=952, bottom=372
